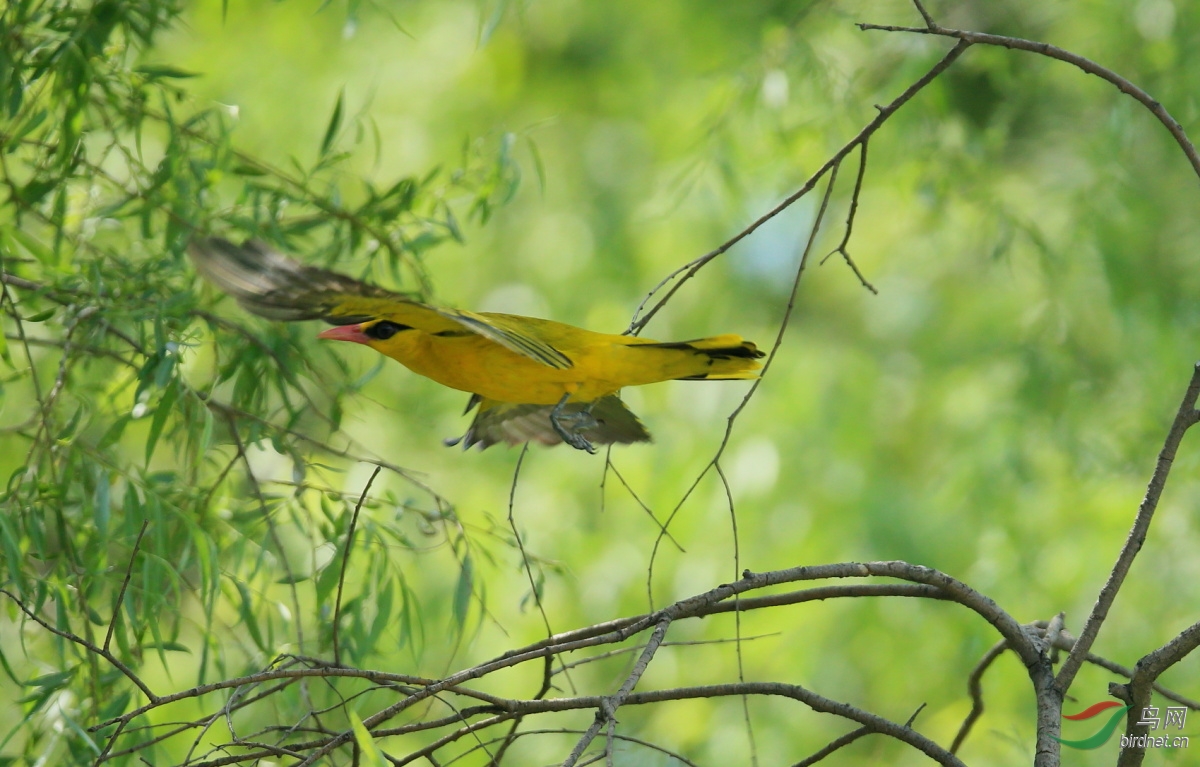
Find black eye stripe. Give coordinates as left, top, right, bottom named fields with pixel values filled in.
left=365, top=321, right=412, bottom=340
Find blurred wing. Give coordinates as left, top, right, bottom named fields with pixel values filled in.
left=189, top=238, right=572, bottom=369
left=448, top=395, right=651, bottom=450
left=187, top=237, right=408, bottom=324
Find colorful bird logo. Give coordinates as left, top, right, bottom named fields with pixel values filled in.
left=1057, top=701, right=1129, bottom=750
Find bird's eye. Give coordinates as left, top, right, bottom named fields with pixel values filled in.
left=365, top=321, right=411, bottom=340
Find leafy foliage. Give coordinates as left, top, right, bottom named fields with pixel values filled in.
left=0, top=0, right=518, bottom=761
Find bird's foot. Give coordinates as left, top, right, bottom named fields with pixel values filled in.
left=550, top=394, right=597, bottom=454
left=551, top=413, right=597, bottom=453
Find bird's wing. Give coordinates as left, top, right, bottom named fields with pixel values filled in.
left=433, top=308, right=573, bottom=369
left=447, top=395, right=651, bottom=450
left=188, top=237, right=572, bottom=368
left=187, top=237, right=404, bottom=324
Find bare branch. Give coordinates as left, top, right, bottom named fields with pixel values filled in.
left=820, top=140, right=877, bottom=293
left=602, top=457, right=684, bottom=551
left=950, top=639, right=1007, bottom=753
left=527, top=684, right=963, bottom=767
left=789, top=701, right=926, bottom=767
left=1057, top=364, right=1200, bottom=689
left=562, top=616, right=672, bottom=767
left=626, top=39, right=971, bottom=334
left=0, top=589, right=158, bottom=703
left=447, top=729, right=702, bottom=767
left=912, top=0, right=935, bottom=28
left=1118, top=619, right=1200, bottom=767
left=1044, top=631, right=1200, bottom=710
left=857, top=24, right=1200, bottom=182
left=647, top=158, right=841, bottom=608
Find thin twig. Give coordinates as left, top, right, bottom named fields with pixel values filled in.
left=627, top=39, right=970, bottom=334
left=647, top=155, right=840, bottom=605
left=950, top=639, right=1008, bottom=753
left=103, top=520, right=151, bottom=653
left=819, top=140, right=877, bottom=293
left=486, top=654, right=553, bottom=766
left=1045, top=632, right=1200, bottom=710
left=715, top=462, right=757, bottom=765
left=333, top=464, right=382, bottom=666
left=788, top=702, right=925, bottom=766
left=0, top=589, right=158, bottom=703
left=857, top=23, right=1200, bottom=182
left=603, top=458, right=683, bottom=552
left=788, top=726, right=870, bottom=767
left=485, top=445, right=559, bottom=766
left=226, top=416, right=306, bottom=650
left=507, top=445, right=552, bottom=635
left=530, top=684, right=962, bottom=767
left=1056, top=364, right=1200, bottom=689
left=562, top=616, right=672, bottom=767
left=446, top=728, right=701, bottom=767
left=552, top=633, right=780, bottom=676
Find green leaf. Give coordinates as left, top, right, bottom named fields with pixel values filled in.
left=525, top=135, right=546, bottom=195
left=320, top=89, right=344, bottom=158
left=93, top=474, right=110, bottom=537
left=56, top=405, right=85, bottom=442
left=364, top=579, right=393, bottom=654
left=348, top=711, right=387, bottom=767
left=25, top=670, right=73, bottom=689
left=97, top=415, right=130, bottom=450
left=97, top=691, right=131, bottom=726
left=142, top=641, right=190, bottom=653
left=145, top=380, right=179, bottom=464
left=4, top=228, right=52, bottom=263
left=444, top=202, right=463, bottom=243
left=22, top=308, right=56, bottom=323
left=314, top=544, right=344, bottom=609
left=60, top=715, right=101, bottom=755
left=6, top=110, right=48, bottom=150
left=135, top=65, right=199, bottom=80
left=478, top=0, right=509, bottom=45
left=452, top=554, right=473, bottom=628
left=235, top=580, right=267, bottom=653
left=198, top=408, right=214, bottom=455
left=16, top=178, right=56, bottom=207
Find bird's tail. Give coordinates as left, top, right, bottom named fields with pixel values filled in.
left=630, top=334, right=765, bottom=381
left=446, top=395, right=651, bottom=450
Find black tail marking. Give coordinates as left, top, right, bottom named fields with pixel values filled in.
left=635, top=340, right=764, bottom=360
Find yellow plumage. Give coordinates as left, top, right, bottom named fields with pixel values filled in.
left=188, top=238, right=763, bottom=451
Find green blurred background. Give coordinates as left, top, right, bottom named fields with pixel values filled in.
left=3, top=0, right=1200, bottom=764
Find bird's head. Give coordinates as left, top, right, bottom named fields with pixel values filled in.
left=318, top=320, right=413, bottom=352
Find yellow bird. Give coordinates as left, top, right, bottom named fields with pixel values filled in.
left=188, top=238, right=764, bottom=452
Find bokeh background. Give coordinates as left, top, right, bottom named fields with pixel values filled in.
left=2, top=0, right=1199, bottom=764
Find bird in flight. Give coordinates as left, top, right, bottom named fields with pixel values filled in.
left=188, top=238, right=764, bottom=452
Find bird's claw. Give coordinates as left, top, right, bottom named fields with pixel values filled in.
left=563, top=430, right=597, bottom=454
left=551, top=416, right=597, bottom=453
left=550, top=402, right=598, bottom=453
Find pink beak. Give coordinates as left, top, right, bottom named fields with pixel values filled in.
left=317, top=324, right=371, bottom=345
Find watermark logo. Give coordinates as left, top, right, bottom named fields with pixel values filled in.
left=1122, top=706, right=1190, bottom=750
left=1057, top=702, right=1190, bottom=751
left=1057, top=701, right=1128, bottom=750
